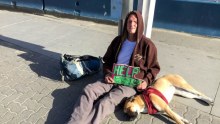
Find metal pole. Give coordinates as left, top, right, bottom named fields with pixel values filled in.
left=137, top=0, right=156, bottom=38
left=118, top=0, right=133, bottom=35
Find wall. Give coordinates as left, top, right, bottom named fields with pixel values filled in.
left=153, top=0, right=220, bottom=37
left=0, top=0, right=220, bottom=37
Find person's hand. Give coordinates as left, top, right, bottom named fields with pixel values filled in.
left=137, top=81, right=148, bottom=91
left=105, top=74, right=114, bottom=84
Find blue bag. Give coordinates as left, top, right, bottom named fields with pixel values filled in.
left=60, top=54, right=102, bottom=81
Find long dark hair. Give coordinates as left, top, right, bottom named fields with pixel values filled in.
left=121, top=11, right=138, bottom=42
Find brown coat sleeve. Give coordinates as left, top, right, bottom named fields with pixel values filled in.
left=143, top=41, right=160, bottom=85
left=134, top=37, right=160, bottom=85
left=102, top=36, right=121, bottom=76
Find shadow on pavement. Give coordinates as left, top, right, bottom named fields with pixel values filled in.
left=0, top=35, right=105, bottom=123
left=45, top=73, right=102, bottom=124
left=0, top=35, right=61, bottom=81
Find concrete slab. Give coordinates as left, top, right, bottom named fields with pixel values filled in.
left=152, top=29, right=220, bottom=115
left=155, top=42, right=219, bottom=113
left=0, top=10, right=116, bottom=59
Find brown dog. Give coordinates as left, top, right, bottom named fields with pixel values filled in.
left=124, top=74, right=214, bottom=124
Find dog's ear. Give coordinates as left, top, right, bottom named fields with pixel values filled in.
left=124, top=96, right=134, bottom=104
left=124, top=96, right=133, bottom=110
left=124, top=107, right=128, bottom=113
left=129, top=96, right=134, bottom=99
left=128, top=96, right=136, bottom=102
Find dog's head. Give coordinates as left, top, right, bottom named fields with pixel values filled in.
left=124, top=96, right=142, bottom=121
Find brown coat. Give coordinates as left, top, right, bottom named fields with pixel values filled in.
left=103, top=11, right=160, bottom=85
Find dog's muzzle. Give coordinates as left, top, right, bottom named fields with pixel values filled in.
left=126, top=109, right=138, bottom=121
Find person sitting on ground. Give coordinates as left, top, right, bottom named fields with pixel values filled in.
left=67, top=10, right=160, bottom=124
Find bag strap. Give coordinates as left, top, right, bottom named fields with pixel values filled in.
left=79, top=55, right=101, bottom=61
left=64, top=54, right=102, bottom=62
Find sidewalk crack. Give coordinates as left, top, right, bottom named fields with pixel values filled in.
left=210, top=81, right=220, bottom=113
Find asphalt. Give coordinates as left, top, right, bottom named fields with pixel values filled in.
left=0, top=10, right=220, bottom=124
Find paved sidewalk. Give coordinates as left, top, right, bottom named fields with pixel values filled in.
left=0, top=10, right=220, bottom=124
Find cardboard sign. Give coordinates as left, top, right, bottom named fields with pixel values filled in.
left=112, top=64, right=142, bottom=87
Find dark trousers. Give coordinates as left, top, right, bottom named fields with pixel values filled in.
left=67, top=80, right=136, bottom=124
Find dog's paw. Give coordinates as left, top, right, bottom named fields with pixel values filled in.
left=202, top=97, right=214, bottom=106
left=182, top=118, right=192, bottom=124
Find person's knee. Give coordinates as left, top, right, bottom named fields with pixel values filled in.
left=119, top=86, right=136, bottom=97
left=83, top=84, right=102, bottom=100
left=98, top=97, right=116, bottom=109
left=83, top=84, right=95, bottom=94
left=103, top=95, right=122, bottom=106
